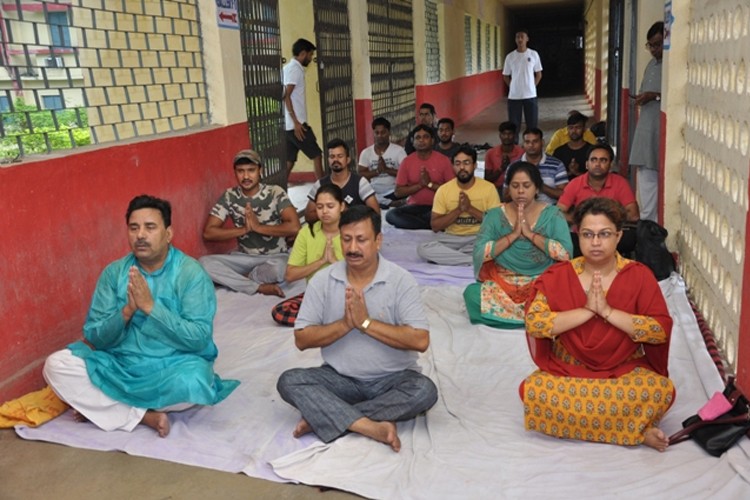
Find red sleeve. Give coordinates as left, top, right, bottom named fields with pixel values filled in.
left=557, top=177, right=578, bottom=208
left=484, top=148, right=499, bottom=172
left=614, top=175, right=637, bottom=207
left=396, top=158, right=410, bottom=186
left=441, top=156, right=456, bottom=182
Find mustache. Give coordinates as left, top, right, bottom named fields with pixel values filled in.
left=346, top=252, right=363, bottom=258
left=135, top=240, right=150, bottom=248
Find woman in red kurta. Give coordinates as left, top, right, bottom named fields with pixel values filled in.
left=522, top=197, right=674, bottom=451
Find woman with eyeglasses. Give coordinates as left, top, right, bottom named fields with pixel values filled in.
left=463, top=161, right=573, bottom=329
left=522, top=197, right=674, bottom=451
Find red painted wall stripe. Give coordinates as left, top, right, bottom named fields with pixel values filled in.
left=658, top=110, right=667, bottom=225
left=415, top=70, right=505, bottom=128
left=738, top=157, right=750, bottom=395
left=354, top=98, right=374, bottom=156
left=0, top=124, right=249, bottom=401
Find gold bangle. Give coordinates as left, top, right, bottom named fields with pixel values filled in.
left=602, top=308, right=613, bottom=322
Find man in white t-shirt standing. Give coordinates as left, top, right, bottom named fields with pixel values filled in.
left=283, top=38, right=323, bottom=179
left=502, top=30, right=543, bottom=142
left=358, top=117, right=407, bottom=208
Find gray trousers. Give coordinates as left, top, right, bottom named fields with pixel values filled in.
left=638, top=167, right=658, bottom=222
left=417, top=233, right=476, bottom=266
left=199, top=252, right=287, bottom=295
left=277, top=364, right=438, bottom=443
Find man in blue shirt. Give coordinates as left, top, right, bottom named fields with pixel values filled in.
left=44, top=195, right=238, bottom=437
left=505, top=127, right=568, bottom=204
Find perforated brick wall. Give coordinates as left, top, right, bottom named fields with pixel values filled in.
left=679, top=0, right=750, bottom=370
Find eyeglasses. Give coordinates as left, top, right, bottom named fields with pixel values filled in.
left=579, top=230, right=617, bottom=240
left=645, top=40, right=663, bottom=49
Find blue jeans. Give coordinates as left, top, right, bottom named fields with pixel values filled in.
left=277, top=364, right=438, bottom=443
left=507, top=98, right=539, bottom=140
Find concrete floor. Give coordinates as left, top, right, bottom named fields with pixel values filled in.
left=0, top=96, right=588, bottom=500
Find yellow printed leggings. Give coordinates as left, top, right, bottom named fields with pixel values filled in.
left=522, top=367, right=674, bottom=446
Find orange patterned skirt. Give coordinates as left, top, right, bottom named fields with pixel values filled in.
left=522, top=367, right=675, bottom=446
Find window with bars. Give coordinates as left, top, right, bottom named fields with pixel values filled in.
left=464, top=15, right=473, bottom=75
left=0, top=0, right=208, bottom=163
left=485, top=24, right=490, bottom=70
left=424, top=0, right=439, bottom=84
left=368, top=0, right=415, bottom=142
left=476, top=18, right=481, bottom=73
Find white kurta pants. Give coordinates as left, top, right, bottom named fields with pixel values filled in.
left=43, top=349, right=192, bottom=432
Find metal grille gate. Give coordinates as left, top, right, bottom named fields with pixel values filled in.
left=367, top=0, right=415, bottom=142
left=237, top=0, right=286, bottom=188
left=312, top=0, right=356, bottom=169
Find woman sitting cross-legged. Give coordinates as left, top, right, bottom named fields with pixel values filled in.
left=463, top=161, right=573, bottom=329
left=272, top=184, right=344, bottom=326
left=521, top=197, right=675, bottom=451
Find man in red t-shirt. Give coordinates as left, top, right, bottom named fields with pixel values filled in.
left=558, top=143, right=640, bottom=255
left=386, top=125, right=455, bottom=230
left=483, top=121, right=523, bottom=190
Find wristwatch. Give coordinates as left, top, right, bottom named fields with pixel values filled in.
left=427, top=182, right=435, bottom=190
left=655, top=95, right=661, bottom=101
left=360, top=317, right=372, bottom=331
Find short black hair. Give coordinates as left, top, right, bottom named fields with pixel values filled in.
left=522, top=127, right=544, bottom=140
left=452, top=143, right=477, bottom=163
left=566, top=113, right=588, bottom=126
left=498, top=121, right=517, bottom=133
left=647, top=21, right=664, bottom=41
left=437, top=117, right=455, bottom=129
left=339, top=205, right=381, bottom=236
left=292, top=38, right=316, bottom=56
left=126, top=195, right=172, bottom=227
left=419, top=103, right=436, bottom=115
left=574, top=197, right=627, bottom=231
left=326, top=138, right=350, bottom=156
left=412, top=124, right=434, bottom=137
left=372, top=117, right=391, bottom=130
left=588, top=143, right=615, bottom=162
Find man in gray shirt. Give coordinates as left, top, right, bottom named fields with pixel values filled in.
left=277, top=206, right=438, bottom=452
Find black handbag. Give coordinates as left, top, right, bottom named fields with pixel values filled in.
left=668, top=379, right=750, bottom=456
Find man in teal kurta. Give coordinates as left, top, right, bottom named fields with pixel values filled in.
left=44, top=195, right=238, bottom=437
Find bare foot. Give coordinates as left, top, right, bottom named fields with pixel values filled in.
left=141, top=411, right=170, bottom=438
left=293, top=418, right=312, bottom=438
left=257, top=283, right=285, bottom=297
left=350, top=418, right=401, bottom=452
left=643, top=427, right=668, bottom=452
left=72, top=410, right=88, bottom=423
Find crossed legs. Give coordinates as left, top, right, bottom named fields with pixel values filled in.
left=277, top=365, right=438, bottom=451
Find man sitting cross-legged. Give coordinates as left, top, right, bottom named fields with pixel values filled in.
left=557, top=143, right=640, bottom=256
left=357, top=117, right=407, bottom=209
left=277, top=206, right=438, bottom=452
left=200, top=149, right=301, bottom=297
left=43, top=195, right=238, bottom=437
left=417, top=144, right=501, bottom=266
left=386, top=124, right=455, bottom=230
left=304, top=137, right=380, bottom=224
